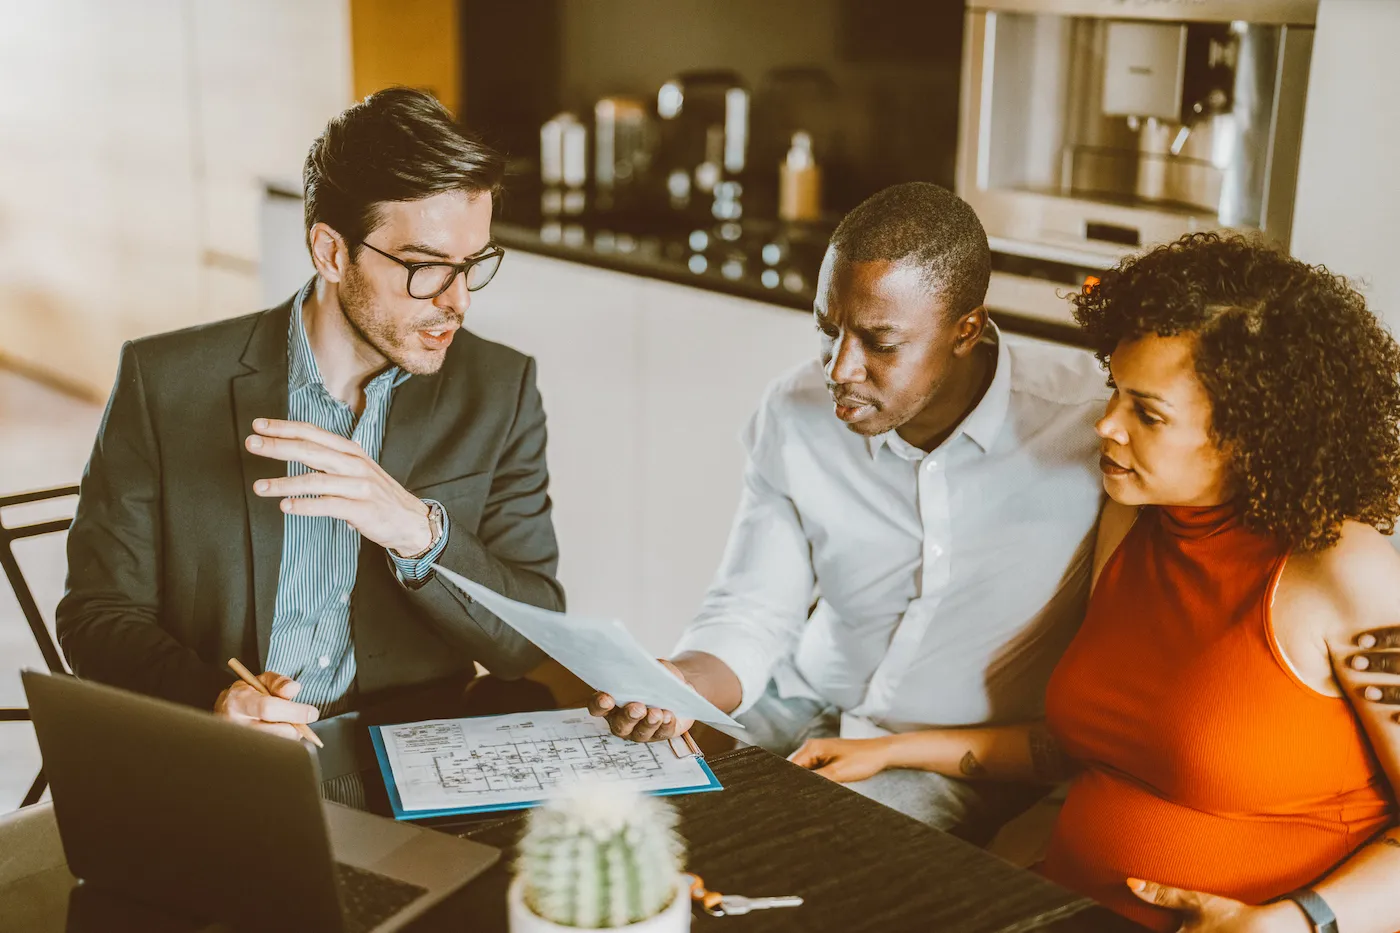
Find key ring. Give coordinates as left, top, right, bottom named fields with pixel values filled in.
left=685, top=872, right=805, bottom=917
left=685, top=872, right=728, bottom=916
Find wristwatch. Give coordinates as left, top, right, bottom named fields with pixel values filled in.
left=399, top=499, right=445, bottom=561
left=1271, top=888, right=1338, bottom=933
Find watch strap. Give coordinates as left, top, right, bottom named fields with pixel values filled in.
left=1273, top=888, right=1338, bottom=933
left=399, top=499, right=444, bottom=561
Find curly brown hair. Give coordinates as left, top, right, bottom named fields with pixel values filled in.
left=1072, top=232, right=1400, bottom=551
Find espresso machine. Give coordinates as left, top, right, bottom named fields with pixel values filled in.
left=955, top=0, right=1318, bottom=263
left=654, top=69, right=750, bottom=223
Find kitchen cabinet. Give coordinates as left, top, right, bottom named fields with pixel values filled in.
left=469, top=252, right=816, bottom=654
left=464, top=253, right=648, bottom=635
left=633, top=278, right=815, bottom=645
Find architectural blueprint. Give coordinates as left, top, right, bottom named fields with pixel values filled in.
left=371, top=708, right=722, bottom=817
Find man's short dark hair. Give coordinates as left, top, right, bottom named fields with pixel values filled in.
left=830, top=182, right=991, bottom=319
left=302, top=87, right=505, bottom=257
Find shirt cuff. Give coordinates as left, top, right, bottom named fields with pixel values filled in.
left=672, top=623, right=779, bottom=718
left=388, top=499, right=450, bottom=584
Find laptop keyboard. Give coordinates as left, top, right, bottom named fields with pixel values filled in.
left=335, top=861, right=428, bottom=933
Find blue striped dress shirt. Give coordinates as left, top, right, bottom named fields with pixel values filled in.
left=264, top=282, right=449, bottom=713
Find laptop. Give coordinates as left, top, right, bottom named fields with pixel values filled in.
left=22, top=670, right=500, bottom=933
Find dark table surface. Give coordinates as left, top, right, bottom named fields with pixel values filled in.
left=0, top=682, right=1148, bottom=933
left=395, top=745, right=1100, bottom=933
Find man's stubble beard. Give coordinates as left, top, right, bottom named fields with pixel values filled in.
left=851, top=377, right=941, bottom=439
left=339, top=262, right=442, bottom=376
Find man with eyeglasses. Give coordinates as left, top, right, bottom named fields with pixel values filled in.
left=56, top=88, right=563, bottom=735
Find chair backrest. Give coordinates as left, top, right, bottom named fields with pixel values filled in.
left=1, top=484, right=79, bottom=809
left=0, top=485, right=77, bottom=673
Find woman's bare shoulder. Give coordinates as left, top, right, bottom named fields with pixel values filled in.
left=1291, top=522, right=1400, bottom=640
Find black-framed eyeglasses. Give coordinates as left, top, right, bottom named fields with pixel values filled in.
left=358, top=240, right=505, bottom=299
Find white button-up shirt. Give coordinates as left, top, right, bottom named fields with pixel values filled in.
left=674, top=327, right=1108, bottom=733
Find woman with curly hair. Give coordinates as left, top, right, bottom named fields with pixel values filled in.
left=790, top=233, right=1400, bottom=933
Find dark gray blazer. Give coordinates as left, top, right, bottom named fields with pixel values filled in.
left=56, top=296, right=564, bottom=711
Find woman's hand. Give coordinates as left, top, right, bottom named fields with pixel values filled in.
left=1127, top=880, right=1308, bottom=933
left=1353, top=625, right=1400, bottom=723
left=787, top=737, right=892, bottom=783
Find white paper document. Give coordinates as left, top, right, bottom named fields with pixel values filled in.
left=370, top=708, right=722, bottom=818
left=432, top=564, right=744, bottom=732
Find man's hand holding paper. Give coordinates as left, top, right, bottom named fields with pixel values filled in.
left=430, top=564, right=744, bottom=735
left=587, top=659, right=696, bottom=742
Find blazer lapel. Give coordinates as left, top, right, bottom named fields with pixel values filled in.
left=380, top=366, right=445, bottom=490
left=231, top=300, right=292, bottom=667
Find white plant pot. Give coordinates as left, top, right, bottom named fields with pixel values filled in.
left=507, top=873, right=692, bottom=933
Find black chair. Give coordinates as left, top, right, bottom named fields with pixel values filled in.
left=1, top=484, right=78, bottom=808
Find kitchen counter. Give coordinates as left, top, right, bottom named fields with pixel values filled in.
left=267, top=184, right=1100, bottom=348
left=490, top=213, right=1101, bottom=348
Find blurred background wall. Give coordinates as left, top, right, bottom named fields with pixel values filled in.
left=0, top=0, right=352, bottom=399
left=1291, top=0, right=1400, bottom=331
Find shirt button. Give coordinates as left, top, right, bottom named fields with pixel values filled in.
left=339, top=592, right=349, bottom=605
left=317, top=655, right=330, bottom=669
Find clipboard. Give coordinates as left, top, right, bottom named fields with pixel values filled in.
left=368, top=709, right=723, bottom=821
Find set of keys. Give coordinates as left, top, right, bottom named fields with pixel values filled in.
left=686, top=873, right=804, bottom=917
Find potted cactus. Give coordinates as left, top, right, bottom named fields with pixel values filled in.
left=508, top=784, right=691, bottom=932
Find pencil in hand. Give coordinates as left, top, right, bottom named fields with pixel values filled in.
left=226, top=658, right=324, bottom=749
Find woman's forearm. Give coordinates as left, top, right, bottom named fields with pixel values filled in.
left=1309, top=823, right=1400, bottom=933
left=879, top=721, right=1074, bottom=783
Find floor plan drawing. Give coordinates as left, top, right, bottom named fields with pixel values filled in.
left=373, top=708, right=721, bottom=815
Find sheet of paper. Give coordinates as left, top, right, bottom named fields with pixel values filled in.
left=432, top=563, right=744, bottom=733
left=375, top=708, right=721, bottom=815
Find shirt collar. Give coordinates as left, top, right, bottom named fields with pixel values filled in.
left=865, top=322, right=1012, bottom=460
left=957, top=322, right=1012, bottom=454
left=288, top=278, right=409, bottom=395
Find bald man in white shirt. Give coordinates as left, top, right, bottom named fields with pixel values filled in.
left=590, top=183, right=1107, bottom=844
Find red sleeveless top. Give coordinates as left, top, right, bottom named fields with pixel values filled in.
left=1042, top=504, right=1394, bottom=931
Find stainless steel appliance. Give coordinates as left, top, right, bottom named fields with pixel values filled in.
left=655, top=69, right=750, bottom=217
left=956, top=0, right=1317, bottom=265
